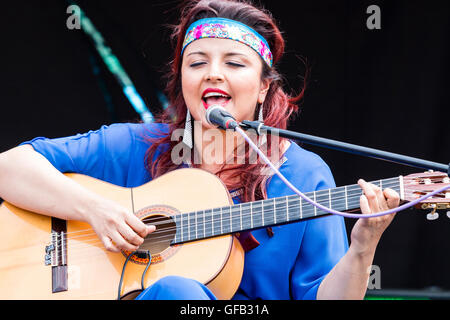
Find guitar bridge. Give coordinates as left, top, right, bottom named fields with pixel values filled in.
left=44, top=218, right=68, bottom=293
left=44, top=231, right=66, bottom=267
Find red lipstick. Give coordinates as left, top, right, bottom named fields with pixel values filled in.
left=202, top=88, right=231, bottom=109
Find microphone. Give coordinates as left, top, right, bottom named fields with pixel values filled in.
left=205, top=105, right=239, bottom=130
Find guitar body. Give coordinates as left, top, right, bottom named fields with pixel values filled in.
left=0, top=168, right=244, bottom=300
left=2, top=165, right=446, bottom=300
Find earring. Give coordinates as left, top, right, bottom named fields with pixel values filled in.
left=182, top=109, right=193, bottom=149
left=257, top=103, right=267, bottom=146
left=258, top=103, right=264, bottom=123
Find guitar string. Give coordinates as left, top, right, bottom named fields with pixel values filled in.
left=63, top=175, right=447, bottom=245
left=55, top=178, right=401, bottom=241
left=50, top=189, right=427, bottom=265
left=54, top=177, right=404, bottom=238
left=23, top=183, right=401, bottom=263
left=58, top=174, right=446, bottom=240
left=12, top=177, right=437, bottom=263
left=53, top=185, right=400, bottom=257
left=52, top=181, right=406, bottom=253
left=52, top=187, right=421, bottom=259
left=7, top=188, right=434, bottom=266
left=57, top=180, right=400, bottom=245
left=63, top=188, right=425, bottom=252
left=5, top=161, right=446, bottom=268
left=53, top=183, right=413, bottom=258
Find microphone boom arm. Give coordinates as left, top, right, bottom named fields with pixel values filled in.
left=239, top=120, right=450, bottom=175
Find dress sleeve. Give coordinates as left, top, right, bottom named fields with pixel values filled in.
left=289, top=158, right=349, bottom=300
left=266, top=144, right=349, bottom=300
left=19, top=123, right=143, bottom=186
left=292, top=212, right=349, bottom=299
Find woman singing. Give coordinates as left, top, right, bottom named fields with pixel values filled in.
left=0, top=0, right=399, bottom=300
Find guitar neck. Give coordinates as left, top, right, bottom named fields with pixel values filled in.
left=171, top=176, right=402, bottom=245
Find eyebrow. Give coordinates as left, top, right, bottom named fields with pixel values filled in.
left=186, top=51, right=249, bottom=58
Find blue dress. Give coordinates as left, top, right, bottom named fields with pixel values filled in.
left=21, top=122, right=349, bottom=300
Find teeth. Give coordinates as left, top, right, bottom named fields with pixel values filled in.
left=203, top=92, right=230, bottom=98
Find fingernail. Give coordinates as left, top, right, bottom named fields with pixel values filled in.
left=148, top=225, right=156, bottom=232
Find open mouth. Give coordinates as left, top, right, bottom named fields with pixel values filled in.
left=202, top=89, right=231, bottom=109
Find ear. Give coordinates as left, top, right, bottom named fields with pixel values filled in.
left=258, top=78, right=272, bottom=104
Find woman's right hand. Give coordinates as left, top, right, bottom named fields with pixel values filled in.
left=84, top=197, right=155, bottom=253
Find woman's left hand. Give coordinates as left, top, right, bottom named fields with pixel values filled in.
left=350, top=179, right=400, bottom=256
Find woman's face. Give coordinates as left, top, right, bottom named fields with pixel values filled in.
left=181, top=38, right=271, bottom=129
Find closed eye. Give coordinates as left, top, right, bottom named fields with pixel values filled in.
left=190, top=62, right=206, bottom=67
left=227, top=62, right=245, bottom=67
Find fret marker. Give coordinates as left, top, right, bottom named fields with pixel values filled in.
left=313, top=192, right=317, bottom=216
left=300, top=197, right=303, bottom=219
left=286, top=196, right=289, bottom=222
left=230, top=207, right=232, bottom=232
left=240, top=204, right=243, bottom=231
left=328, top=189, right=331, bottom=208
left=211, top=210, right=214, bottom=236
left=250, top=202, right=253, bottom=228
left=344, top=186, right=348, bottom=210
left=180, top=214, right=183, bottom=242
left=187, top=213, right=190, bottom=241
left=262, top=201, right=265, bottom=226
left=273, top=198, right=276, bottom=224
left=399, top=176, right=405, bottom=201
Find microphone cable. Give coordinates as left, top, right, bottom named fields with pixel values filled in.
left=234, top=126, right=450, bottom=219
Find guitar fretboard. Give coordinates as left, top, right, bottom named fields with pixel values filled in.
left=171, top=177, right=401, bottom=245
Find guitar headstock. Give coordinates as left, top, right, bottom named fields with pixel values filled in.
left=403, top=171, right=450, bottom=220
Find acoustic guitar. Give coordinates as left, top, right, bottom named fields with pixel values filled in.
left=0, top=168, right=448, bottom=299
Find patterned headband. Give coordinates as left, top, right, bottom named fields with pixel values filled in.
left=182, top=17, right=273, bottom=67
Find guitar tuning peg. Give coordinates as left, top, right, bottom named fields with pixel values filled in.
left=426, top=206, right=439, bottom=220
left=427, top=211, right=439, bottom=220
left=447, top=211, right=450, bottom=219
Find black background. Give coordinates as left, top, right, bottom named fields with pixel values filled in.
left=1, top=0, right=449, bottom=294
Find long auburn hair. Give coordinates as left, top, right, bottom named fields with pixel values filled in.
left=145, top=0, right=306, bottom=203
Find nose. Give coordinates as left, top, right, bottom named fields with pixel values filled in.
left=204, top=62, right=225, bottom=83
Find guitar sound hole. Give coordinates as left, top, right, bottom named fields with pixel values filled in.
left=139, top=215, right=176, bottom=255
